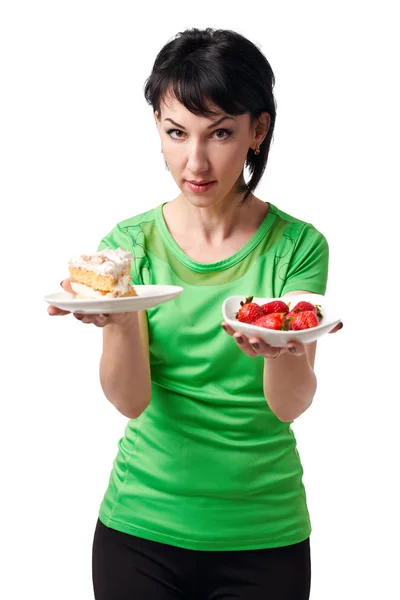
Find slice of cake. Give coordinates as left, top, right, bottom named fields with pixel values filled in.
left=68, top=247, right=137, bottom=299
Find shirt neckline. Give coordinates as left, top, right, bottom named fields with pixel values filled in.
left=155, top=201, right=276, bottom=273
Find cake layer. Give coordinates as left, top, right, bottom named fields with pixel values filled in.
left=68, top=266, right=129, bottom=293
left=71, top=281, right=137, bottom=299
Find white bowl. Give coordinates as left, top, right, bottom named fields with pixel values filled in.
left=222, top=293, right=341, bottom=348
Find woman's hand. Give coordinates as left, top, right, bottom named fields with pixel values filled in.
left=220, top=320, right=343, bottom=359
left=47, top=279, right=75, bottom=316
left=221, top=322, right=303, bottom=358
left=47, top=279, right=133, bottom=328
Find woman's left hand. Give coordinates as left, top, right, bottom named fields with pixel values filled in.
left=221, top=322, right=303, bottom=358
left=220, top=320, right=343, bottom=359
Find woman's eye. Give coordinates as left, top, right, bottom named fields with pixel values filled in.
left=213, top=129, right=232, bottom=140
left=167, top=129, right=185, bottom=140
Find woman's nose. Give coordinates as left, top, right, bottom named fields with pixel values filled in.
left=186, top=142, right=210, bottom=174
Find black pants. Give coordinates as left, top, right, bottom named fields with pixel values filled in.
left=92, top=519, right=311, bottom=600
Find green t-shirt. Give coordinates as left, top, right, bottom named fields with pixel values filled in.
left=97, top=201, right=329, bottom=550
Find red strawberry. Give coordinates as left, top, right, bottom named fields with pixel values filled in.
left=291, top=301, right=317, bottom=312
left=254, top=312, right=289, bottom=331
left=291, top=301, right=323, bottom=320
left=260, top=300, right=290, bottom=315
left=288, top=310, right=319, bottom=331
left=236, top=296, right=264, bottom=324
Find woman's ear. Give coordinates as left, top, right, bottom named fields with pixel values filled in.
left=254, top=112, right=270, bottom=146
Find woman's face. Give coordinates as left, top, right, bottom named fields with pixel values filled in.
left=155, top=94, right=268, bottom=208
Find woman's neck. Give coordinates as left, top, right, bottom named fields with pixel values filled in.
left=165, top=192, right=267, bottom=245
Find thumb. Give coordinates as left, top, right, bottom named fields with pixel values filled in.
left=329, top=321, right=343, bottom=334
left=61, top=279, right=75, bottom=295
left=286, top=341, right=306, bottom=356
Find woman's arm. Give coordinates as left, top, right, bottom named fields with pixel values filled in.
left=262, top=342, right=316, bottom=422
left=260, top=290, right=316, bottom=421
left=100, top=310, right=151, bottom=419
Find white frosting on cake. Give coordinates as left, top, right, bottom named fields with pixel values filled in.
left=68, top=247, right=133, bottom=275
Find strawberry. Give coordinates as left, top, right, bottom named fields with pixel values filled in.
left=291, top=301, right=323, bottom=320
left=253, top=312, right=289, bottom=330
left=236, top=296, right=264, bottom=324
left=260, top=300, right=290, bottom=315
left=288, top=310, right=319, bottom=331
left=291, top=300, right=317, bottom=312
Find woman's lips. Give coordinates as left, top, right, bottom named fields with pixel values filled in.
left=185, top=180, right=216, bottom=193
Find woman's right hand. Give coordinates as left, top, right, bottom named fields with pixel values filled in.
left=47, top=279, right=134, bottom=328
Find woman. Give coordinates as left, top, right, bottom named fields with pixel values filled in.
left=49, top=28, right=341, bottom=600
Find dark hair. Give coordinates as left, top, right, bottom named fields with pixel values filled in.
left=144, top=28, right=277, bottom=202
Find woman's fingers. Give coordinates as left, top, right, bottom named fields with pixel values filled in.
left=60, top=279, right=109, bottom=325
left=61, top=279, right=75, bottom=294
left=47, top=305, right=70, bottom=316
left=233, top=332, right=258, bottom=357
left=223, top=323, right=280, bottom=358
left=329, top=321, right=343, bottom=334
left=222, top=323, right=305, bottom=358
left=47, top=279, right=75, bottom=316
left=94, top=315, right=109, bottom=327
left=221, top=322, right=235, bottom=336
left=284, top=340, right=305, bottom=356
left=73, top=313, right=110, bottom=327
left=247, top=336, right=305, bottom=358
left=48, top=278, right=110, bottom=327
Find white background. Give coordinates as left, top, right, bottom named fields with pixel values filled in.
left=1, top=1, right=399, bottom=598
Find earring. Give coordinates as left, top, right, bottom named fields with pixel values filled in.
left=254, top=145, right=260, bottom=155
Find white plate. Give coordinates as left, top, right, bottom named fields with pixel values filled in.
left=44, top=285, right=184, bottom=314
left=222, top=293, right=341, bottom=347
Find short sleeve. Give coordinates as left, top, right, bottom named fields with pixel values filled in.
left=97, top=223, right=150, bottom=286
left=281, top=224, right=329, bottom=295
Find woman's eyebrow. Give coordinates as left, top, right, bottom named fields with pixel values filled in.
left=163, top=116, right=235, bottom=130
